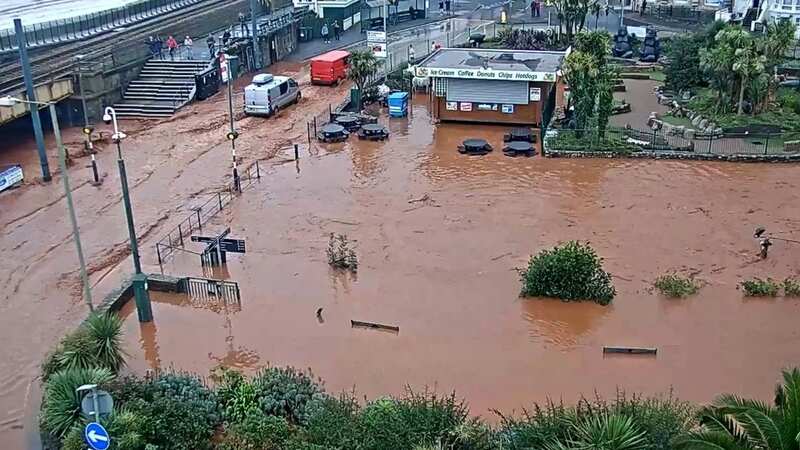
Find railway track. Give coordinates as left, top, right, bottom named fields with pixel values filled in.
left=0, top=0, right=247, bottom=96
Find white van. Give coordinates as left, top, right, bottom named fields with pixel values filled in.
left=243, top=74, right=301, bottom=116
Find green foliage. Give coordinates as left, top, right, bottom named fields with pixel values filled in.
left=520, top=241, right=615, bottom=305
left=105, top=372, right=221, bottom=450
left=40, top=367, right=115, bottom=439
left=574, top=31, right=610, bottom=67
left=741, top=277, right=780, bottom=297
left=348, top=49, right=381, bottom=104
left=499, top=28, right=561, bottom=50
left=563, top=32, right=617, bottom=132
left=783, top=278, right=800, bottom=296
left=664, top=35, right=704, bottom=90
left=303, top=391, right=362, bottom=449
left=252, top=366, right=327, bottom=425
left=564, top=50, right=599, bottom=130
left=653, top=274, right=700, bottom=298
left=546, top=414, right=647, bottom=450
left=327, top=233, right=358, bottom=272
left=676, top=368, right=800, bottom=450
left=778, top=87, right=800, bottom=115
left=219, top=410, right=294, bottom=450
left=546, top=130, right=637, bottom=154
left=214, top=367, right=260, bottom=423
left=42, top=312, right=126, bottom=381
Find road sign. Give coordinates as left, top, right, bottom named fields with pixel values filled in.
left=84, top=422, right=110, bottom=450
left=80, top=389, right=114, bottom=419
left=221, top=238, right=246, bottom=253
left=366, top=30, right=386, bottom=43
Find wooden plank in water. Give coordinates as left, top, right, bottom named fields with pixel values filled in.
left=351, top=320, right=400, bottom=333
left=603, top=346, right=657, bottom=355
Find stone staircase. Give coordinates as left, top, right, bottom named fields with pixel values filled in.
left=113, top=59, right=210, bottom=119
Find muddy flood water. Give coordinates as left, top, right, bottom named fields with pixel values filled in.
left=116, top=98, right=800, bottom=419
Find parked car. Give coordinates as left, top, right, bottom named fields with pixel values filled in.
left=244, top=74, right=301, bottom=116
left=310, top=50, right=350, bottom=85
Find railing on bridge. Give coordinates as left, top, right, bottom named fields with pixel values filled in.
left=184, top=277, right=241, bottom=311
left=0, top=0, right=204, bottom=53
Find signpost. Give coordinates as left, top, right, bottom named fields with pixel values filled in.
left=84, top=422, right=110, bottom=450
left=0, top=165, right=23, bottom=193
left=191, top=227, right=246, bottom=266
left=367, top=30, right=387, bottom=58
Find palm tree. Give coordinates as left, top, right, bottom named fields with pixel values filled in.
left=732, top=43, right=766, bottom=115
left=347, top=50, right=381, bottom=110
left=675, top=367, right=800, bottom=450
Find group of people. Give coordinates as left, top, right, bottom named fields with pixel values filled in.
left=438, top=0, right=452, bottom=15
left=320, top=21, right=341, bottom=44
left=147, top=35, right=194, bottom=60
left=530, top=0, right=542, bottom=17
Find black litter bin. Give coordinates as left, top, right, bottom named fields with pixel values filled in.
left=299, top=26, right=313, bottom=42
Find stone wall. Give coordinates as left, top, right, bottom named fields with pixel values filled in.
left=544, top=149, right=800, bottom=163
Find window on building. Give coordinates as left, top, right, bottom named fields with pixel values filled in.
left=782, top=0, right=792, bottom=9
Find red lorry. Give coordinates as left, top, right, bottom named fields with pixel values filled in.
left=310, top=50, right=350, bottom=85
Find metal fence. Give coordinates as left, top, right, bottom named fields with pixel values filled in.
left=0, top=0, right=203, bottom=52
left=546, top=127, right=800, bottom=156
left=155, top=161, right=262, bottom=265
left=184, top=277, right=241, bottom=311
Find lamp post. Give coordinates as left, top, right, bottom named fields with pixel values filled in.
left=0, top=95, right=92, bottom=311
left=103, top=106, right=152, bottom=322
left=222, top=54, right=241, bottom=192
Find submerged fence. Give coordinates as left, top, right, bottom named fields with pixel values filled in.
left=155, top=161, right=261, bottom=265
left=546, top=126, right=800, bottom=157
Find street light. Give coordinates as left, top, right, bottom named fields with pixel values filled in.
left=0, top=95, right=93, bottom=312
left=103, top=106, right=153, bottom=323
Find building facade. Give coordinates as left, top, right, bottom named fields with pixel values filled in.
left=415, top=48, right=566, bottom=126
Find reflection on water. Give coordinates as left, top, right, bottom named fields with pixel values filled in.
left=121, top=98, right=800, bottom=414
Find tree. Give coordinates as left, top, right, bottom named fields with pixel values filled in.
left=544, top=414, right=648, bottom=450
left=347, top=50, right=381, bottom=109
left=674, top=367, right=800, bottom=450
left=664, top=34, right=704, bottom=91
left=574, top=30, right=611, bottom=66
left=732, top=42, right=766, bottom=115
left=595, top=67, right=616, bottom=138
left=546, top=0, right=598, bottom=43
left=563, top=50, right=600, bottom=130
left=699, top=27, right=745, bottom=114
left=758, top=19, right=797, bottom=111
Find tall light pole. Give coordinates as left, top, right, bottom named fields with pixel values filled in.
left=0, top=95, right=92, bottom=312
left=221, top=54, right=241, bottom=192
left=250, top=0, right=261, bottom=69
left=103, top=106, right=152, bottom=323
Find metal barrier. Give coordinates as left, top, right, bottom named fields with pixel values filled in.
left=0, top=0, right=203, bottom=52
left=546, top=127, right=800, bottom=157
left=155, top=161, right=261, bottom=264
left=184, top=277, right=241, bottom=310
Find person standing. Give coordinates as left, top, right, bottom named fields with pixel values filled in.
left=333, top=21, right=340, bottom=41
left=640, top=0, right=647, bottom=15
left=534, top=0, right=542, bottom=16
left=222, top=28, right=232, bottom=46
left=408, top=44, right=415, bottom=64
left=147, top=36, right=158, bottom=58
left=239, top=12, right=248, bottom=35
left=206, top=33, right=216, bottom=59
left=154, top=35, right=164, bottom=59
left=321, top=22, right=330, bottom=44
left=184, top=35, right=194, bottom=59
left=439, top=0, right=444, bottom=15
left=166, top=35, right=178, bottom=60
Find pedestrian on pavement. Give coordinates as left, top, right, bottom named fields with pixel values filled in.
left=166, top=35, right=178, bottom=60
left=333, top=21, right=340, bottom=41
left=147, top=36, right=158, bottom=58
left=155, top=35, right=164, bottom=59
left=408, top=44, right=415, bottom=64
left=534, top=0, right=541, bottom=17
left=222, top=28, right=232, bottom=46
left=445, top=0, right=451, bottom=14
left=239, top=12, right=248, bottom=35
left=184, top=35, right=194, bottom=59
left=321, top=23, right=330, bottom=44
left=439, top=0, right=444, bottom=15
left=206, top=33, right=216, bottom=58
left=640, top=0, right=647, bottom=15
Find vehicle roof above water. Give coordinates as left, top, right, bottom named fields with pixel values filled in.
left=248, top=73, right=292, bottom=88
left=310, top=50, right=351, bottom=63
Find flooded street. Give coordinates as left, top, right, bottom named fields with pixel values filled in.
left=0, top=62, right=349, bottom=447
left=117, top=98, right=800, bottom=419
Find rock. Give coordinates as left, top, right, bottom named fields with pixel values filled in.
left=674, top=125, right=685, bottom=135
left=691, top=115, right=702, bottom=127
left=699, top=118, right=709, bottom=129
left=684, top=129, right=695, bottom=140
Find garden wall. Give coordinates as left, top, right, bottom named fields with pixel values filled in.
left=544, top=149, right=800, bottom=163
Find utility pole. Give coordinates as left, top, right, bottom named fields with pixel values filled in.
left=14, top=18, right=51, bottom=182
left=224, top=56, right=240, bottom=192
left=250, top=0, right=261, bottom=70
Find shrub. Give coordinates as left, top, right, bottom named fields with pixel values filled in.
left=42, top=312, right=126, bottom=381
left=495, top=401, right=577, bottom=450
left=520, top=241, right=616, bottom=305
left=219, top=409, right=293, bottom=450
left=610, top=391, right=695, bottom=450
left=252, top=366, right=327, bottom=425
left=741, top=277, right=780, bottom=296
left=327, top=233, right=358, bottom=272
left=783, top=277, right=800, bottom=296
left=360, top=389, right=471, bottom=450
left=303, top=391, right=362, bottom=449
left=40, top=367, right=115, bottom=439
left=214, top=368, right=260, bottom=423
left=653, top=274, right=700, bottom=298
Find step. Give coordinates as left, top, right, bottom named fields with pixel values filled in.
left=123, top=94, right=191, bottom=101
left=126, top=85, right=192, bottom=92
left=139, top=73, right=197, bottom=79
left=113, top=103, right=177, bottom=113
left=129, top=81, right=194, bottom=88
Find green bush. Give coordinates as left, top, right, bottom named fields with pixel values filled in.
left=219, top=410, right=294, bottom=450
left=783, top=277, right=800, bottom=296
left=40, top=367, right=115, bottom=439
left=42, top=312, right=126, bottom=381
left=303, top=391, right=362, bottom=449
left=653, top=274, right=700, bottom=298
left=520, top=241, right=616, bottom=305
left=214, top=368, right=260, bottom=423
left=252, top=366, right=327, bottom=425
left=741, top=277, right=780, bottom=296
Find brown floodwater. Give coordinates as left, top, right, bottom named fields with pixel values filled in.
left=116, top=98, right=800, bottom=421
